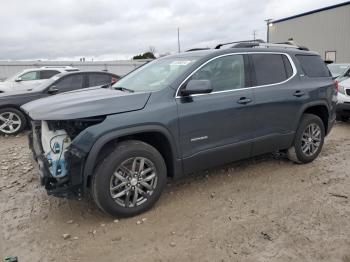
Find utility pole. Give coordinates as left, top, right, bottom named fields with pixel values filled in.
left=264, top=18, right=273, bottom=42
left=177, top=27, right=181, bottom=53
left=253, top=30, right=257, bottom=41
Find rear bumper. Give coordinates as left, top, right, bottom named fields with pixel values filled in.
left=29, top=122, right=86, bottom=198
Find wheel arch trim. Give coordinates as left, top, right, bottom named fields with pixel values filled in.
left=298, top=101, right=331, bottom=132
left=83, top=124, right=181, bottom=184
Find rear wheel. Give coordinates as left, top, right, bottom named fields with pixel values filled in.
left=92, top=140, right=167, bottom=217
left=288, top=114, right=325, bottom=164
left=0, top=108, right=27, bottom=135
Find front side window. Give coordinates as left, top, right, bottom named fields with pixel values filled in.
left=251, top=54, right=292, bottom=86
left=113, top=56, right=199, bottom=92
left=189, top=54, right=245, bottom=92
left=53, top=74, right=83, bottom=92
left=20, top=71, right=39, bottom=81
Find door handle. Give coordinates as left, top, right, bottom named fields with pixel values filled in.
left=237, top=97, right=252, bottom=105
left=293, top=90, right=305, bottom=97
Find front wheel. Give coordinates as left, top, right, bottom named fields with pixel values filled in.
left=92, top=140, right=167, bottom=217
left=288, top=114, right=325, bottom=164
left=0, top=108, right=27, bottom=135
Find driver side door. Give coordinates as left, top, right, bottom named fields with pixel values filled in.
left=13, top=71, right=40, bottom=91
left=176, top=54, right=255, bottom=174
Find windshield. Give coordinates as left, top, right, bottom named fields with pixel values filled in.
left=112, top=56, right=199, bottom=92
left=328, top=64, right=350, bottom=77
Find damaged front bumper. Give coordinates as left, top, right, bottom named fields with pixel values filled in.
left=29, top=121, right=87, bottom=198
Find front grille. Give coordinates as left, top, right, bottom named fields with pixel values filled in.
left=346, top=89, right=350, bottom=96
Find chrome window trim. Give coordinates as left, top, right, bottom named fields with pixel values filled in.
left=175, top=52, right=297, bottom=98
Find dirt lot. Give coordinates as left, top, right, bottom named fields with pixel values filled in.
left=0, top=123, right=350, bottom=262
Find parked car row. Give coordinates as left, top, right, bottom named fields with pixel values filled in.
left=327, top=63, right=350, bottom=122
left=0, top=70, right=120, bottom=135
left=19, top=41, right=337, bottom=217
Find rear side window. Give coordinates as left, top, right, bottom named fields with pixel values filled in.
left=296, top=55, right=331, bottom=77
left=88, top=73, right=112, bottom=87
left=40, top=70, right=59, bottom=79
left=251, top=54, right=292, bottom=86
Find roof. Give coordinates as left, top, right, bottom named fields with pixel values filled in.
left=272, top=1, right=350, bottom=24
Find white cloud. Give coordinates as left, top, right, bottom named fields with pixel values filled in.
left=0, top=0, right=345, bottom=60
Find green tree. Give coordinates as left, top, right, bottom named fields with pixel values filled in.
left=133, top=52, right=156, bottom=60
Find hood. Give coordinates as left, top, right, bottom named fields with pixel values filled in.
left=21, top=87, right=151, bottom=120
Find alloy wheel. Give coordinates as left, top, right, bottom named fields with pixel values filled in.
left=301, top=123, right=321, bottom=157
left=0, top=112, right=22, bottom=134
left=110, top=157, right=158, bottom=208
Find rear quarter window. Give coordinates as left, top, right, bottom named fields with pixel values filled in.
left=296, top=55, right=331, bottom=77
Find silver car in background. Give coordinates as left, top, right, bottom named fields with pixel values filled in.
left=0, top=66, right=79, bottom=93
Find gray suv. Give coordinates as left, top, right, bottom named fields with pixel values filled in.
left=23, top=44, right=337, bottom=217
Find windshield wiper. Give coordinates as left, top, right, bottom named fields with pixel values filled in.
left=114, top=87, right=135, bottom=93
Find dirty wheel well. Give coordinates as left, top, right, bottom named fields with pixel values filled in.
left=303, top=105, right=329, bottom=132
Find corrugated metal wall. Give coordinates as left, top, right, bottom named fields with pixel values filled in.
left=269, top=4, right=350, bottom=63
left=0, top=60, right=150, bottom=81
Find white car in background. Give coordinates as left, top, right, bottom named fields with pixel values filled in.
left=337, top=78, right=350, bottom=122
left=328, top=63, right=350, bottom=82
left=0, top=66, right=79, bottom=93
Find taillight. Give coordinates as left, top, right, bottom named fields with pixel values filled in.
left=111, top=77, right=118, bottom=84
left=334, top=80, right=339, bottom=92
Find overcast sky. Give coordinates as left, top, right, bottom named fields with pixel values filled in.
left=0, top=0, right=345, bottom=60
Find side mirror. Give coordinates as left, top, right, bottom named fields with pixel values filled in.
left=47, top=86, right=59, bottom=95
left=181, top=79, right=213, bottom=96
left=15, top=77, right=22, bottom=82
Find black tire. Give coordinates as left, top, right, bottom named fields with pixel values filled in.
left=288, top=114, right=325, bottom=164
left=0, top=107, right=27, bottom=135
left=336, top=114, right=348, bottom=122
left=92, top=140, right=167, bottom=218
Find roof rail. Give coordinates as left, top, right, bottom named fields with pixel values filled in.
left=188, top=40, right=310, bottom=51
left=215, top=39, right=264, bottom=49
left=274, top=41, right=309, bottom=51
left=228, top=40, right=310, bottom=51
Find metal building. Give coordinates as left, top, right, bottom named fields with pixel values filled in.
left=268, top=1, right=350, bottom=63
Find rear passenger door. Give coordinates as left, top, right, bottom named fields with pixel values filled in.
left=250, top=53, right=301, bottom=156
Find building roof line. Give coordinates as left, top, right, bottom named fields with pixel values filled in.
left=272, top=1, right=350, bottom=24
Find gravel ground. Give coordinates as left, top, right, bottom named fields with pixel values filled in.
left=0, top=123, right=350, bottom=262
